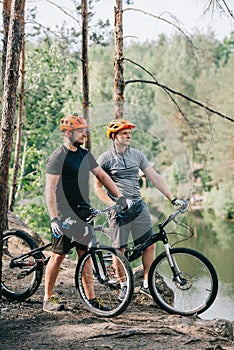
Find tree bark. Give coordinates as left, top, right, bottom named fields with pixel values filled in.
left=81, top=0, right=91, bottom=149
left=9, top=15, right=25, bottom=212
left=2, top=0, right=12, bottom=93
left=114, top=0, right=124, bottom=119
left=0, top=0, right=25, bottom=297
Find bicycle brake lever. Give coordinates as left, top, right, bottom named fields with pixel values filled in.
left=180, top=203, right=189, bottom=213
left=85, top=208, right=99, bottom=223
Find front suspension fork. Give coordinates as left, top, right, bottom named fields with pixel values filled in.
left=164, top=243, right=186, bottom=285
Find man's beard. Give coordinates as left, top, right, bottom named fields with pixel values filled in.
left=69, top=133, right=83, bottom=147
left=72, top=140, right=82, bottom=147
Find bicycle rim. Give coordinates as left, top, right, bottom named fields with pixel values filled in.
left=148, top=247, right=218, bottom=316
left=2, top=230, right=44, bottom=301
left=75, top=248, right=134, bottom=317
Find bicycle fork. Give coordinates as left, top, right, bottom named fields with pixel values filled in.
left=164, top=243, right=187, bottom=286
left=90, top=250, right=109, bottom=284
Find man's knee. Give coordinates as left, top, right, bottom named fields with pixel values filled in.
left=50, top=252, right=65, bottom=266
left=144, top=243, right=155, bottom=256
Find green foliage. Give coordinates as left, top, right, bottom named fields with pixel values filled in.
left=5, top=27, right=233, bottom=233
left=215, top=32, right=234, bottom=65
left=24, top=43, right=78, bottom=134
left=13, top=42, right=80, bottom=201
left=204, top=184, right=234, bottom=219
left=15, top=202, right=50, bottom=237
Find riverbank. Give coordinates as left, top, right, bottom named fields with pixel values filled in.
left=1, top=255, right=233, bottom=350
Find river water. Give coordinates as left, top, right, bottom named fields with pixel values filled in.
left=98, top=206, right=234, bottom=321
left=162, top=210, right=234, bottom=321
left=187, top=211, right=234, bottom=321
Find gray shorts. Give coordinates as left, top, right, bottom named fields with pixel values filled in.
left=109, top=200, right=153, bottom=248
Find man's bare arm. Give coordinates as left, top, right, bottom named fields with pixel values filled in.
left=143, top=165, right=174, bottom=201
left=92, top=166, right=122, bottom=205
left=45, top=173, right=60, bottom=219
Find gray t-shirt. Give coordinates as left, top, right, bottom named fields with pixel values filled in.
left=97, top=146, right=149, bottom=201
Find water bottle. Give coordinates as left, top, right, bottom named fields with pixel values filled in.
left=62, top=217, right=76, bottom=230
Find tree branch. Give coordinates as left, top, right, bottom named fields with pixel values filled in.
left=221, top=0, right=234, bottom=19
left=123, top=7, right=195, bottom=48
left=45, top=0, right=81, bottom=26
left=125, top=78, right=234, bottom=123
left=125, top=57, right=193, bottom=127
left=204, top=0, right=234, bottom=20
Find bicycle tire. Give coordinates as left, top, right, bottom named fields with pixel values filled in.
left=2, top=230, right=44, bottom=301
left=148, top=247, right=218, bottom=316
left=75, top=247, right=134, bottom=317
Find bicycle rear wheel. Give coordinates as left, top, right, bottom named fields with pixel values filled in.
left=2, top=230, right=44, bottom=301
left=75, top=247, right=134, bottom=317
left=148, top=247, right=218, bottom=316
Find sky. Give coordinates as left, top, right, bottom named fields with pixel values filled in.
left=25, top=0, right=234, bottom=42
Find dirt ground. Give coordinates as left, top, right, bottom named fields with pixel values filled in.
left=1, top=255, right=234, bottom=350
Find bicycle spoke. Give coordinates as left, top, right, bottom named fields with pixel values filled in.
left=149, top=248, right=218, bottom=316
left=2, top=231, right=44, bottom=301
left=75, top=248, right=134, bottom=317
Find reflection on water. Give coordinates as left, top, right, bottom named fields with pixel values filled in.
left=98, top=207, right=234, bottom=320
left=174, top=210, right=234, bottom=321
left=201, top=283, right=234, bottom=321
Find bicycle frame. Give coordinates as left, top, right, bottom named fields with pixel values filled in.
left=5, top=204, right=188, bottom=290
left=8, top=242, right=51, bottom=274
left=124, top=207, right=180, bottom=261
left=123, top=205, right=190, bottom=286
left=8, top=236, right=88, bottom=273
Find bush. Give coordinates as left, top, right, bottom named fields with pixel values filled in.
left=204, top=183, right=234, bottom=219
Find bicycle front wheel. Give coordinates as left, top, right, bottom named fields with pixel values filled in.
left=148, top=247, right=218, bottom=316
left=75, top=247, right=134, bottom=317
left=2, top=230, right=44, bottom=301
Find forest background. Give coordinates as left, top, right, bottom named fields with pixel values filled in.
left=0, top=0, right=233, bottom=240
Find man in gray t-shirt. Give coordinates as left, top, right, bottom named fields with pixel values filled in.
left=94, top=119, right=181, bottom=299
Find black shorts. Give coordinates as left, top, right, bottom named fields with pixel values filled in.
left=51, top=207, right=94, bottom=254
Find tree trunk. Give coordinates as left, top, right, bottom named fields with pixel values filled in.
left=17, top=135, right=28, bottom=192
left=114, top=0, right=124, bottom=119
left=81, top=0, right=91, bottom=149
left=9, top=20, right=25, bottom=212
left=0, top=0, right=25, bottom=297
left=2, top=0, right=12, bottom=94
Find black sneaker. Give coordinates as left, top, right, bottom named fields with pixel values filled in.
left=139, top=284, right=153, bottom=299
left=118, top=286, right=127, bottom=301
left=43, top=297, right=64, bottom=313
left=89, top=298, right=110, bottom=311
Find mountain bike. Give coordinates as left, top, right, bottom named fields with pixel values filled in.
left=2, top=201, right=218, bottom=317
left=87, top=200, right=218, bottom=316
left=1, top=206, right=134, bottom=318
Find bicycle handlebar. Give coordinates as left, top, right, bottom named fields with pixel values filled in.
left=172, top=200, right=189, bottom=216
left=85, top=204, right=117, bottom=223
left=159, top=200, right=189, bottom=229
left=85, top=200, right=189, bottom=224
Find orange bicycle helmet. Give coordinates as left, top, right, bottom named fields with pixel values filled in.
left=60, top=115, right=89, bottom=132
left=106, top=119, right=135, bottom=139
